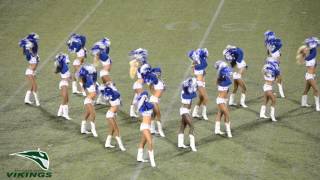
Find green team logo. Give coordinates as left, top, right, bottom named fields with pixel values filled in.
left=10, top=149, right=49, bottom=170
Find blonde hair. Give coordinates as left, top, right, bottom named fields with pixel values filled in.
left=296, top=45, right=309, bottom=65
left=129, top=60, right=140, bottom=79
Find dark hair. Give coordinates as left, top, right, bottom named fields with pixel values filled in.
left=230, top=60, right=236, bottom=68
left=55, top=65, right=61, bottom=74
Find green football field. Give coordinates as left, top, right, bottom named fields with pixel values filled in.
left=1, top=0, right=320, bottom=179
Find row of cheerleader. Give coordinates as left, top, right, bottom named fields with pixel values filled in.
left=19, top=31, right=319, bottom=168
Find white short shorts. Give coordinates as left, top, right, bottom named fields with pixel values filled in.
left=29, top=56, right=39, bottom=64
left=99, top=69, right=110, bottom=77
left=106, top=111, right=115, bottom=118
left=76, top=49, right=85, bottom=58
left=25, top=68, right=36, bottom=76
left=150, top=95, right=159, bottom=103
left=194, top=69, right=204, bottom=75
left=271, top=51, right=281, bottom=59
left=133, top=81, right=143, bottom=90
left=84, top=97, right=93, bottom=105
left=263, top=84, right=273, bottom=92
left=216, top=97, right=227, bottom=104
left=233, top=72, right=242, bottom=79
left=110, top=99, right=121, bottom=106
left=181, top=97, right=192, bottom=105
left=60, top=71, right=70, bottom=79
left=180, top=107, right=190, bottom=115
left=154, top=81, right=165, bottom=90
left=305, top=73, right=316, bottom=80
left=101, top=59, right=111, bottom=66
left=86, top=85, right=96, bottom=93
left=140, top=123, right=151, bottom=131
left=141, top=110, right=153, bottom=117
left=59, top=80, right=69, bottom=89
left=236, top=60, right=247, bottom=69
left=264, top=75, right=275, bottom=81
left=305, top=59, right=316, bottom=67
left=197, top=80, right=205, bottom=87
left=218, top=86, right=229, bottom=91
left=73, top=59, right=81, bottom=66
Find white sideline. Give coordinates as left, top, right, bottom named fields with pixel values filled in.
left=131, top=0, right=225, bottom=179
left=0, top=0, right=104, bottom=112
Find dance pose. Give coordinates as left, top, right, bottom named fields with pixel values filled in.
left=264, top=30, right=285, bottom=98
left=136, top=91, right=156, bottom=167
left=223, top=45, right=248, bottom=107
left=214, top=61, right=233, bottom=138
left=189, top=48, right=209, bottom=120
left=296, top=37, right=320, bottom=111
left=67, top=33, right=87, bottom=96
left=78, top=64, right=99, bottom=137
left=19, top=33, right=40, bottom=106
left=54, top=53, right=72, bottom=120
left=178, top=77, right=198, bottom=151
left=259, top=59, right=280, bottom=121
left=129, top=48, right=149, bottom=118
left=101, top=83, right=126, bottom=151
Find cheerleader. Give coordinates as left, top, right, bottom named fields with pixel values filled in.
left=67, top=33, right=87, bottom=96
left=101, top=83, right=126, bottom=151
left=259, top=59, right=280, bottom=121
left=78, top=64, right=98, bottom=137
left=129, top=48, right=148, bottom=118
left=223, top=45, right=248, bottom=107
left=54, top=53, right=72, bottom=120
left=144, top=67, right=166, bottom=137
left=135, top=91, right=156, bottom=167
left=214, top=61, right=233, bottom=138
left=178, top=77, right=198, bottom=151
left=264, top=31, right=285, bottom=98
left=296, top=37, right=320, bottom=111
left=189, top=48, right=209, bottom=120
left=19, top=33, right=40, bottom=106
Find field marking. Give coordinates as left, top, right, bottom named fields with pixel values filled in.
left=131, top=0, right=225, bottom=179
left=0, top=0, right=104, bottom=112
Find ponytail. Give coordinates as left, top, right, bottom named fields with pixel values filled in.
left=129, top=60, right=140, bottom=79
left=296, top=45, right=308, bottom=65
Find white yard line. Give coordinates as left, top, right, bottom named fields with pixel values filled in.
left=0, top=0, right=104, bottom=112
left=131, top=0, right=225, bottom=179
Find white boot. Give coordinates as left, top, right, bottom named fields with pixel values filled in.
left=105, top=135, right=115, bottom=148
left=81, top=120, right=90, bottom=134
left=214, top=121, right=225, bottom=135
left=301, top=95, right=311, bottom=107
left=137, top=148, right=148, bottom=162
left=24, top=90, right=32, bottom=104
left=229, top=93, right=237, bottom=106
left=115, top=136, right=126, bottom=151
left=270, top=106, right=277, bottom=122
left=72, top=81, right=80, bottom=94
left=192, top=105, right=200, bottom=118
left=240, top=93, right=248, bottom=108
left=277, top=83, right=285, bottom=98
left=314, top=96, right=320, bottom=111
left=130, top=105, right=138, bottom=118
left=225, top=122, right=232, bottom=138
left=177, top=134, right=188, bottom=148
left=150, top=120, right=156, bottom=134
left=201, top=105, right=208, bottom=120
left=189, top=134, right=197, bottom=152
left=260, top=105, right=269, bottom=119
left=33, top=91, right=40, bottom=106
left=148, top=150, right=156, bottom=167
left=156, top=121, right=165, bottom=137
left=62, top=105, right=72, bottom=120
left=57, top=105, right=63, bottom=117
left=90, top=121, right=98, bottom=137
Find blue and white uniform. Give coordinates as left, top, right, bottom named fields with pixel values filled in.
left=92, top=38, right=112, bottom=77
left=180, top=77, right=197, bottom=115
left=143, top=67, right=166, bottom=103
left=101, top=84, right=121, bottom=107
left=67, top=34, right=87, bottom=66
left=262, top=60, right=280, bottom=92
left=266, top=38, right=282, bottom=59
left=136, top=91, right=154, bottom=118
left=223, top=46, right=246, bottom=79
left=78, top=64, right=97, bottom=97
left=19, top=33, right=40, bottom=76
left=215, top=61, right=233, bottom=104
left=304, top=37, right=319, bottom=80
left=188, top=48, right=208, bottom=87
left=54, top=53, right=71, bottom=89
